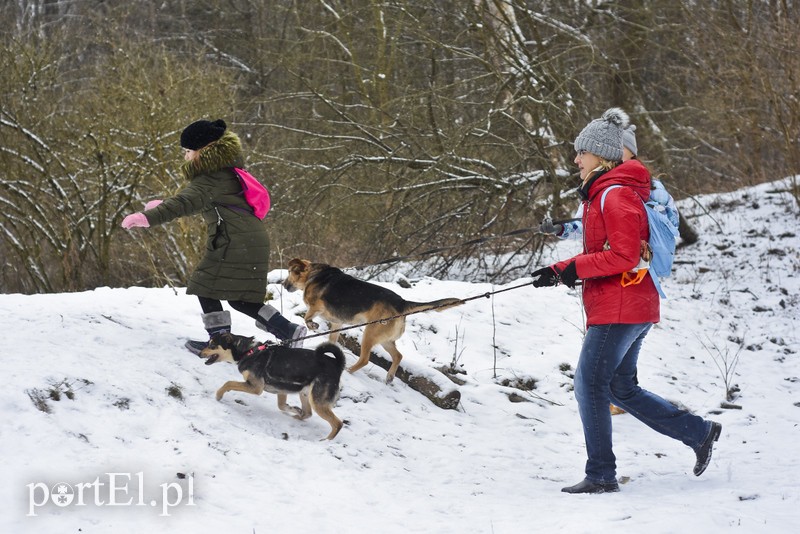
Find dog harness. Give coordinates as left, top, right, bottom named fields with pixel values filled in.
left=242, top=343, right=273, bottom=359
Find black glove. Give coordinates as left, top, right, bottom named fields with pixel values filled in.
left=538, top=217, right=564, bottom=236
left=559, top=261, right=579, bottom=288
left=531, top=266, right=559, bottom=287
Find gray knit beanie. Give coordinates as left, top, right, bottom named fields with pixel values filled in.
left=573, top=108, right=630, bottom=162
left=622, top=124, right=638, bottom=156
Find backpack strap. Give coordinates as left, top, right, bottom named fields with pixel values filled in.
left=599, top=185, right=622, bottom=213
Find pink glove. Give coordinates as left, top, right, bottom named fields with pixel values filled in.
left=144, top=199, right=162, bottom=210
left=121, top=213, right=150, bottom=229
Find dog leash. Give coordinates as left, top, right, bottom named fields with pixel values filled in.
left=279, top=280, right=536, bottom=346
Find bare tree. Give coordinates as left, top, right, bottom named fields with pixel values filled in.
left=1, top=0, right=797, bottom=293
left=0, top=5, right=233, bottom=292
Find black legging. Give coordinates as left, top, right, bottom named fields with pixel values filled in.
left=198, top=296, right=262, bottom=319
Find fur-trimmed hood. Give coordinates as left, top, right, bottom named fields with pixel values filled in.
left=181, top=131, right=244, bottom=181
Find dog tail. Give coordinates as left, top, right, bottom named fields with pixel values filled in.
left=316, top=342, right=346, bottom=374
left=310, top=343, right=347, bottom=430
left=402, top=297, right=463, bottom=314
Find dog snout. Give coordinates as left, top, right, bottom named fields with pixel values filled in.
left=283, top=279, right=296, bottom=292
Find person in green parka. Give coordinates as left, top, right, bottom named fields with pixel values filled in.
left=121, top=119, right=306, bottom=353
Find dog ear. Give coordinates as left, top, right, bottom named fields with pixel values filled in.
left=231, top=335, right=254, bottom=353
left=288, top=258, right=308, bottom=274
left=217, top=332, right=235, bottom=348
left=206, top=332, right=221, bottom=348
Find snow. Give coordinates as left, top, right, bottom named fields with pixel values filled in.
left=2, top=178, right=799, bottom=533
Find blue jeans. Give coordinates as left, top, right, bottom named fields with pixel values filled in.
left=574, top=323, right=711, bottom=482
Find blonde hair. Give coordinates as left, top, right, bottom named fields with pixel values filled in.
left=583, top=158, right=618, bottom=184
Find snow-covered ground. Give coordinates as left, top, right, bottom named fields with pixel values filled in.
left=2, top=178, right=798, bottom=533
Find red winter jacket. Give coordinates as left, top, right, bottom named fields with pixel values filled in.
left=553, top=159, right=660, bottom=325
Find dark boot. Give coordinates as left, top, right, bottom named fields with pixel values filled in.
left=693, top=421, right=722, bottom=476
left=561, top=478, right=620, bottom=494
left=185, top=310, right=231, bottom=355
left=256, top=304, right=307, bottom=348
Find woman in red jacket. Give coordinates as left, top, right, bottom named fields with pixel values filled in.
left=531, top=108, right=721, bottom=494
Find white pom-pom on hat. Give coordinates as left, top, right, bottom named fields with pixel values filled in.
left=601, top=107, right=630, bottom=129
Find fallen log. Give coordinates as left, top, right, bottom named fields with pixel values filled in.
left=338, top=334, right=462, bottom=410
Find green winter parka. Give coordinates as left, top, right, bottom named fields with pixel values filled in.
left=143, top=131, right=270, bottom=303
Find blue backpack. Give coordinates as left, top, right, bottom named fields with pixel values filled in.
left=600, top=180, right=680, bottom=298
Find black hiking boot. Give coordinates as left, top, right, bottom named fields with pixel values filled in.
left=693, top=421, right=722, bottom=476
left=561, top=478, right=620, bottom=494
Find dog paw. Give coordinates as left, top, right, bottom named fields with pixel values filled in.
left=281, top=406, right=303, bottom=418
left=306, top=320, right=320, bottom=330
left=215, top=391, right=225, bottom=401
left=384, top=374, right=395, bottom=385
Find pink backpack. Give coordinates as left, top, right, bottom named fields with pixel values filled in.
left=232, top=167, right=270, bottom=220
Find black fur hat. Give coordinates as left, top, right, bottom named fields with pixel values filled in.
left=180, top=119, right=227, bottom=150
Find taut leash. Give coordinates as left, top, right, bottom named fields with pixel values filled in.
left=279, top=280, right=536, bottom=346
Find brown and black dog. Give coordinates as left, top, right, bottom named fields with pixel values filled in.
left=200, top=332, right=346, bottom=440
left=283, top=258, right=463, bottom=384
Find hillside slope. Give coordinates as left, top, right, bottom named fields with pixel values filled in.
left=1, top=178, right=798, bottom=533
